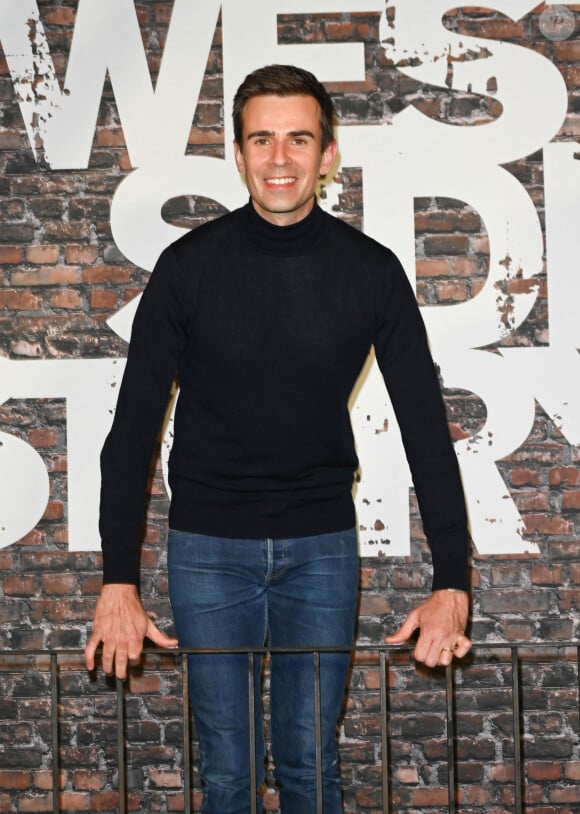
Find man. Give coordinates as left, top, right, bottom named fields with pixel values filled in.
left=85, top=64, right=471, bottom=813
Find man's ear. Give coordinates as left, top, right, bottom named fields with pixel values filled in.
left=320, top=139, right=338, bottom=176
left=233, top=140, right=245, bottom=174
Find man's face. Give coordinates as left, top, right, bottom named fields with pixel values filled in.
left=234, top=94, right=337, bottom=227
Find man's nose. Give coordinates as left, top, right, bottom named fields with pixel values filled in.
left=271, top=139, right=289, bottom=165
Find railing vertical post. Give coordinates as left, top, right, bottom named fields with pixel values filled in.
left=379, top=649, right=390, bottom=814
left=511, top=647, right=523, bottom=814
left=50, top=653, right=59, bottom=814
left=248, top=652, right=257, bottom=814
left=182, top=654, right=191, bottom=814
left=116, top=677, right=126, bottom=814
left=445, top=664, right=456, bottom=814
left=577, top=645, right=580, bottom=723
left=313, top=651, right=323, bottom=814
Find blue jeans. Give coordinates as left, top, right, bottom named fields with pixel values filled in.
left=168, top=528, right=359, bottom=814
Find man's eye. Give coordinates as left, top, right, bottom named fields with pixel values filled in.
left=254, top=138, right=269, bottom=146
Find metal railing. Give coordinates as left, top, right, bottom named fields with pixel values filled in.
left=1, top=641, right=579, bottom=813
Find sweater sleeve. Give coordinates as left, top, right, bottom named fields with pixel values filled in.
left=99, top=245, right=192, bottom=585
left=373, top=252, right=470, bottom=592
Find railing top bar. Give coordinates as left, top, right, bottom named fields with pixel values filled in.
left=0, top=640, right=578, bottom=658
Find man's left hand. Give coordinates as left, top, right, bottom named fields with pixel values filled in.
left=385, top=589, right=471, bottom=667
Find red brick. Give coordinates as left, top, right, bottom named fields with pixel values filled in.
left=42, top=501, right=64, bottom=520
left=149, top=770, right=182, bottom=788
left=44, top=7, right=76, bottom=25
left=511, top=467, right=541, bottom=486
left=502, top=621, right=536, bottom=640
left=434, top=281, right=468, bottom=301
left=415, top=258, right=450, bottom=277
left=359, top=594, right=390, bottom=615
left=11, top=267, right=81, bottom=286
left=530, top=564, right=563, bottom=585
left=562, top=491, right=580, bottom=509
left=553, top=40, right=580, bottom=61
left=395, top=766, right=419, bottom=784
left=513, top=490, right=550, bottom=511
left=549, top=466, right=580, bottom=486
left=64, top=245, right=98, bottom=264
left=458, top=786, right=493, bottom=805
left=126, top=673, right=162, bottom=693
left=41, top=573, right=76, bottom=594
left=549, top=787, right=580, bottom=803
left=58, top=792, right=90, bottom=810
left=82, top=265, right=132, bottom=284
left=410, top=787, right=449, bottom=805
left=454, top=256, right=482, bottom=277
left=25, top=245, right=60, bottom=264
left=95, top=127, right=127, bottom=147
left=0, top=771, right=30, bottom=790
left=463, top=18, right=526, bottom=38
left=415, top=210, right=480, bottom=233
left=71, top=771, right=107, bottom=790
left=524, top=514, right=573, bottom=535
left=424, top=234, right=470, bottom=255
left=16, top=794, right=54, bottom=812
left=0, top=246, right=24, bottom=263
left=90, top=289, right=119, bottom=309
left=565, top=762, right=580, bottom=781
left=474, top=235, right=490, bottom=253
left=0, top=290, right=41, bottom=310
left=490, top=564, right=530, bottom=587
left=50, top=289, right=84, bottom=309
left=571, top=563, right=580, bottom=583
left=87, top=791, right=119, bottom=810
left=390, top=568, right=428, bottom=589
left=528, top=761, right=562, bottom=781
left=27, top=428, right=58, bottom=448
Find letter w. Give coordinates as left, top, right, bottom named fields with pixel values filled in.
left=0, top=0, right=220, bottom=168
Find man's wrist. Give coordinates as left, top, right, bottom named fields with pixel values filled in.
left=436, top=587, right=468, bottom=595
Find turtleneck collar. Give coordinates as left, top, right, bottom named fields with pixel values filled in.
left=241, top=197, right=327, bottom=257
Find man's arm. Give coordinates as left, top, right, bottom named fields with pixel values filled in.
left=373, top=253, right=472, bottom=664
left=88, top=246, right=192, bottom=677
left=85, top=584, right=178, bottom=679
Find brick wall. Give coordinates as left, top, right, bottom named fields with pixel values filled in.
left=0, top=2, right=579, bottom=812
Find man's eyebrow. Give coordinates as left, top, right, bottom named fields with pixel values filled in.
left=245, top=129, right=316, bottom=140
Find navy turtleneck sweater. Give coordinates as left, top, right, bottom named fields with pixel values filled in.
left=100, top=201, right=469, bottom=590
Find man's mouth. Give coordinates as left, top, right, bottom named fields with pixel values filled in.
left=265, top=177, right=296, bottom=186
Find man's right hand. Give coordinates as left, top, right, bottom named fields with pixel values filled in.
left=85, top=583, right=179, bottom=680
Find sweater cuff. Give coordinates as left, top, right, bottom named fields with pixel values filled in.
left=101, top=546, right=140, bottom=586
left=431, top=554, right=470, bottom=593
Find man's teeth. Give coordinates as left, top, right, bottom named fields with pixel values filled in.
left=266, top=177, right=295, bottom=185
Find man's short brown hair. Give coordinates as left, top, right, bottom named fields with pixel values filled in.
left=233, top=64, right=336, bottom=151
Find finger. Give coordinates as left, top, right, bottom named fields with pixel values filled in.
left=145, top=619, right=179, bottom=649
left=437, top=649, right=454, bottom=668
left=414, top=632, right=440, bottom=667
left=384, top=612, right=419, bottom=643
left=101, top=640, right=122, bottom=678
left=113, top=645, right=129, bottom=680
left=126, top=635, right=145, bottom=665
left=84, top=634, right=100, bottom=670
left=432, top=635, right=471, bottom=667
left=454, top=634, right=472, bottom=658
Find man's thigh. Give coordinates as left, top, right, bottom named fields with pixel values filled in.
left=167, top=530, right=268, bottom=647
left=267, top=527, right=359, bottom=648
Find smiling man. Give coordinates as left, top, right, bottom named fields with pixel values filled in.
left=86, top=65, right=471, bottom=813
